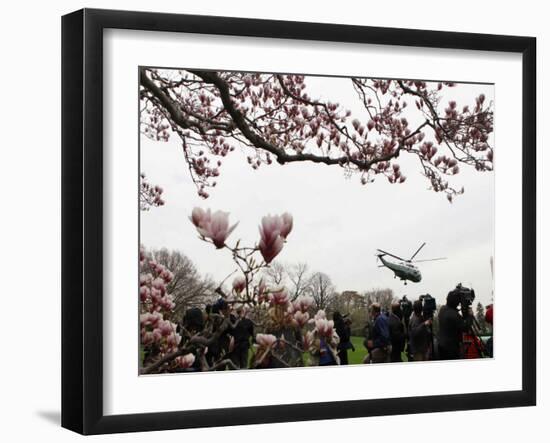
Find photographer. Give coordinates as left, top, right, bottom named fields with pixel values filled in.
left=437, top=288, right=471, bottom=360
left=408, top=300, right=432, bottom=361
left=388, top=303, right=406, bottom=362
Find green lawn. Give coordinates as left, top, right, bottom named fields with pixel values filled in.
left=348, top=336, right=368, bottom=364
left=248, top=335, right=407, bottom=367
left=347, top=336, right=408, bottom=364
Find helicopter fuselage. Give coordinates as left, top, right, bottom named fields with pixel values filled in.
left=378, top=255, right=422, bottom=283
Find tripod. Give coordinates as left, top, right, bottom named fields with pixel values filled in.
left=462, top=310, right=487, bottom=358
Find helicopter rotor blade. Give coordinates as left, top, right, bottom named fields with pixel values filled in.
left=376, top=249, right=406, bottom=261
left=412, top=257, right=447, bottom=263
left=409, top=242, right=426, bottom=261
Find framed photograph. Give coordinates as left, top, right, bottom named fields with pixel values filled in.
left=62, top=8, right=536, bottom=435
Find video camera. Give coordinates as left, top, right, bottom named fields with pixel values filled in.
left=419, top=293, right=437, bottom=319
left=452, top=283, right=476, bottom=308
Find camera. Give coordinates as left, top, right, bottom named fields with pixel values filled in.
left=419, top=293, right=437, bottom=319
left=399, top=295, right=413, bottom=321
left=452, top=283, right=476, bottom=308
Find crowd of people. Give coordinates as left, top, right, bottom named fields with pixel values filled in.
left=360, top=290, right=493, bottom=364
left=169, top=287, right=493, bottom=372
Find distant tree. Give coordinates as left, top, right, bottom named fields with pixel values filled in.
left=288, top=262, right=311, bottom=301
left=475, top=302, right=488, bottom=334
left=363, top=288, right=395, bottom=312
left=147, top=248, right=216, bottom=317
left=309, top=272, right=336, bottom=310
left=264, top=261, right=287, bottom=287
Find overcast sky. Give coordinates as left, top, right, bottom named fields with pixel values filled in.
left=140, top=74, right=495, bottom=307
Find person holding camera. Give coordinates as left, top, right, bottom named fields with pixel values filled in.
left=437, top=289, right=471, bottom=360
left=388, top=303, right=406, bottom=362
left=408, top=300, right=432, bottom=361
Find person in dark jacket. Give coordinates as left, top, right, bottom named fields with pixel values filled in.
left=408, top=300, right=432, bottom=361
left=388, top=303, right=406, bottom=362
left=333, top=311, right=352, bottom=365
left=206, top=298, right=232, bottom=367
left=228, top=307, right=254, bottom=369
left=365, top=303, right=390, bottom=363
left=437, top=290, right=470, bottom=360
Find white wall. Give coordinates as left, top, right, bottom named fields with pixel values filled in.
left=0, top=0, right=546, bottom=441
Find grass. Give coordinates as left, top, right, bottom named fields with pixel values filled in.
left=348, top=336, right=368, bottom=364
left=247, top=336, right=409, bottom=368
left=347, top=336, right=408, bottom=364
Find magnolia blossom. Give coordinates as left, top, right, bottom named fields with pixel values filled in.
left=189, top=207, right=210, bottom=228
left=302, top=330, right=315, bottom=352
left=232, top=276, right=246, bottom=293
left=256, top=333, right=277, bottom=348
left=255, top=278, right=268, bottom=302
left=158, top=319, right=176, bottom=337
left=258, top=213, right=292, bottom=263
left=280, top=212, right=293, bottom=239
left=190, top=208, right=238, bottom=249
left=140, top=311, right=162, bottom=328
left=311, top=310, right=327, bottom=322
left=140, top=248, right=180, bottom=358
left=270, top=289, right=289, bottom=306
left=294, top=295, right=315, bottom=313
left=140, top=173, right=165, bottom=210
left=315, top=318, right=334, bottom=337
left=176, top=353, right=196, bottom=369
left=293, top=310, right=310, bottom=327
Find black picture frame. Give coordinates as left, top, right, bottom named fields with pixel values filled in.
left=62, top=8, right=536, bottom=435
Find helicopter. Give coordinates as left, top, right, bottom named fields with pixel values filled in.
left=376, top=242, right=446, bottom=284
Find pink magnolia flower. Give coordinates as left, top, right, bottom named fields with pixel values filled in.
left=258, top=215, right=286, bottom=263
left=302, top=330, right=315, bottom=351
left=189, top=207, right=211, bottom=228
left=293, top=310, right=310, bottom=327
left=140, top=311, right=162, bottom=328
left=152, top=329, right=163, bottom=342
left=140, top=273, right=153, bottom=286
left=190, top=208, right=238, bottom=249
left=256, top=333, right=277, bottom=348
left=158, top=319, right=175, bottom=337
left=315, top=318, right=334, bottom=337
left=294, top=295, right=315, bottom=312
left=142, top=331, right=154, bottom=345
left=314, top=310, right=326, bottom=321
left=151, top=278, right=166, bottom=294
left=139, top=285, right=150, bottom=302
left=176, top=353, right=196, bottom=369
left=165, top=331, right=181, bottom=347
left=270, top=289, right=289, bottom=306
left=257, top=278, right=267, bottom=295
left=280, top=213, right=293, bottom=239
left=232, top=276, right=246, bottom=293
